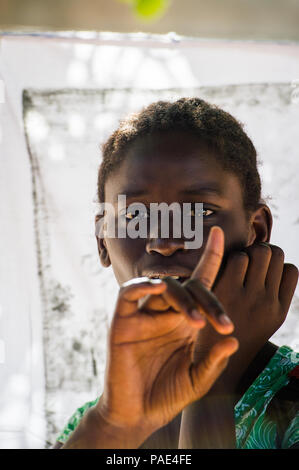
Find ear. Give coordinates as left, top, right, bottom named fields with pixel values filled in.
left=247, top=203, right=273, bottom=245
left=95, top=215, right=111, bottom=268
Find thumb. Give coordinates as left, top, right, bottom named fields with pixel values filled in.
left=189, top=337, right=239, bottom=401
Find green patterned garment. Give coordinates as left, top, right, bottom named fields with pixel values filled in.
left=56, top=345, right=299, bottom=448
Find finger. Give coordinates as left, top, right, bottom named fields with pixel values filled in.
left=117, top=278, right=167, bottom=317
left=189, top=337, right=239, bottom=401
left=265, top=245, right=285, bottom=295
left=184, top=279, right=234, bottom=334
left=139, top=278, right=207, bottom=327
left=244, top=243, right=272, bottom=288
left=221, top=251, right=249, bottom=287
left=191, top=225, right=224, bottom=290
left=160, top=278, right=207, bottom=328
left=279, top=263, right=298, bottom=315
left=138, top=292, right=170, bottom=312
left=139, top=226, right=224, bottom=314
left=140, top=277, right=231, bottom=332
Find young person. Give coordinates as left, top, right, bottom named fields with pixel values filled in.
left=54, top=98, right=299, bottom=449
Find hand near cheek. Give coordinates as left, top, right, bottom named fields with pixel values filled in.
left=195, top=243, right=299, bottom=390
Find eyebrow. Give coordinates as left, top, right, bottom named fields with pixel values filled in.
left=119, top=189, right=151, bottom=198
left=116, top=184, right=223, bottom=201
left=179, top=185, right=223, bottom=196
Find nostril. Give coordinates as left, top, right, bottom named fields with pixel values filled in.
left=146, top=238, right=187, bottom=256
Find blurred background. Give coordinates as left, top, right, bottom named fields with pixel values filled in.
left=0, top=0, right=298, bottom=450
left=0, top=0, right=299, bottom=41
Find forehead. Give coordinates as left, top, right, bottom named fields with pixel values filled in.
left=105, top=131, right=243, bottom=205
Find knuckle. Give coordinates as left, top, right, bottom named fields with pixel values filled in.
left=233, top=251, right=248, bottom=258
left=271, top=246, right=284, bottom=260
left=247, top=243, right=271, bottom=258
left=230, top=251, right=249, bottom=263
left=185, top=278, right=202, bottom=290
left=205, top=248, right=222, bottom=260
left=200, top=278, right=214, bottom=289
left=186, top=280, right=223, bottom=314
left=257, top=243, right=271, bottom=254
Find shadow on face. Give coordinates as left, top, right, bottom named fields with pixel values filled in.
left=96, top=131, right=271, bottom=286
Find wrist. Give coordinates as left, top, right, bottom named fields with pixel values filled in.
left=62, top=401, right=154, bottom=449
left=94, top=401, right=154, bottom=449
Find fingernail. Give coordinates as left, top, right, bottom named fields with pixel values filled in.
left=190, top=309, right=206, bottom=322
left=219, top=314, right=233, bottom=326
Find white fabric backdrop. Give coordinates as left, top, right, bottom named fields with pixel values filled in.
left=0, top=32, right=298, bottom=448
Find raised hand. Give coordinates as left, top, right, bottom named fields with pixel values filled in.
left=63, top=226, right=238, bottom=449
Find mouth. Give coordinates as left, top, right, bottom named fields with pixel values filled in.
left=149, top=275, right=189, bottom=284
left=142, top=267, right=192, bottom=284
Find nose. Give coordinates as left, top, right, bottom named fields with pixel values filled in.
left=146, top=238, right=187, bottom=256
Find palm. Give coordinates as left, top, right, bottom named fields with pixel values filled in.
left=106, top=309, right=197, bottom=427
left=99, top=227, right=238, bottom=438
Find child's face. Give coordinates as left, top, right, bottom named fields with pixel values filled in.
left=99, top=131, right=256, bottom=285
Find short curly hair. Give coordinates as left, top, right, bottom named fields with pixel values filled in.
left=97, top=97, right=261, bottom=213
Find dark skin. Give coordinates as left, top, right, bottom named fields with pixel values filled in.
left=56, top=130, right=298, bottom=449
left=99, top=132, right=254, bottom=283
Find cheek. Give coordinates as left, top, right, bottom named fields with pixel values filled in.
left=202, top=212, right=249, bottom=253
left=105, top=237, right=144, bottom=284
left=221, top=214, right=250, bottom=253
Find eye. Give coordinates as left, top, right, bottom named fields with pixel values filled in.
left=189, top=206, right=215, bottom=217
left=124, top=209, right=149, bottom=220
left=202, top=208, right=214, bottom=217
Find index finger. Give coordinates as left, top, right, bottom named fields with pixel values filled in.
left=191, top=225, right=224, bottom=290
left=117, top=278, right=167, bottom=317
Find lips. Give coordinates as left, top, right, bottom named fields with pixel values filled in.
left=142, top=266, right=192, bottom=284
